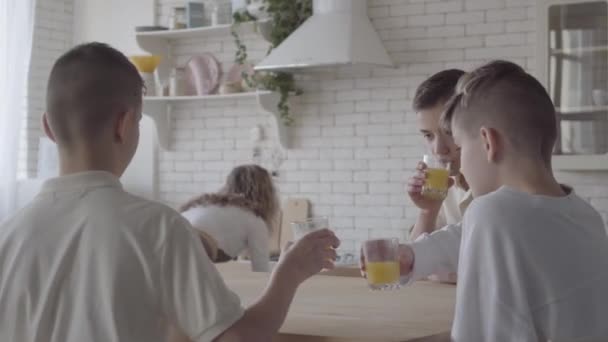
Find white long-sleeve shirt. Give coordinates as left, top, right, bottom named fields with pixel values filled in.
left=181, top=205, right=270, bottom=272
left=452, top=186, right=608, bottom=341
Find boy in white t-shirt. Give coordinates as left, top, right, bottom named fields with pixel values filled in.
left=440, top=60, right=608, bottom=341
left=0, top=43, right=339, bottom=342
left=406, top=69, right=470, bottom=284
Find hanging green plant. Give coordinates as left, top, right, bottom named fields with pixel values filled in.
left=231, top=0, right=312, bottom=125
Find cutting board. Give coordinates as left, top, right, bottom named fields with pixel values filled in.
left=269, top=198, right=309, bottom=255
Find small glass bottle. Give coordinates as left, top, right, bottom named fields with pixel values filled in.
left=169, top=67, right=186, bottom=97
left=211, top=5, right=220, bottom=26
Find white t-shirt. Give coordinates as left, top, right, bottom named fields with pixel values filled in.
left=181, top=205, right=270, bottom=272
left=452, top=186, right=608, bottom=341
left=0, top=171, right=243, bottom=342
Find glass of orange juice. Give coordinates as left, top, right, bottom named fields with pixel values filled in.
left=362, top=238, right=401, bottom=290
left=421, top=154, right=450, bottom=200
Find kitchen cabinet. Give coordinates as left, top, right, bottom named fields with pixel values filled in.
left=537, top=0, right=608, bottom=170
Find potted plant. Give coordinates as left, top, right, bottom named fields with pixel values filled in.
left=231, top=0, right=312, bottom=125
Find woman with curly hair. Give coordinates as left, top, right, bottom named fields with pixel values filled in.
left=179, top=165, right=279, bottom=272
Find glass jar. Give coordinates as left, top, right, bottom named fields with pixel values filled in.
left=169, top=67, right=186, bottom=97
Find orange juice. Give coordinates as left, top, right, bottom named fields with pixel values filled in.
left=366, top=261, right=400, bottom=285
left=422, top=168, right=449, bottom=200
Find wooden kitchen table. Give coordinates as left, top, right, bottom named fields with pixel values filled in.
left=216, top=263, right=456, bottom=342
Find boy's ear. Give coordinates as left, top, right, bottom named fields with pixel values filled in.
left=42, top=113, right=56, bottom=143
left=114, top=110, right=131, bottom=143
left=479, top=126, right=500, bottom=163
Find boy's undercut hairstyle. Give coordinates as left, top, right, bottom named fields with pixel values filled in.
left=441, top=60, right=557, bottom=166
left=413, top=69, right=466, bottom=111
left=46, top=42, right=144, bottom=147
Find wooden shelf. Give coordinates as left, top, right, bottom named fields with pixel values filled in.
left=553, top=154, right=608, bottom=171
left=142, top=91, right=289, bottom=151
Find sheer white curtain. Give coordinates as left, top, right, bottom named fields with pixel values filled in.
left=0, top=0, right=36, bottom=221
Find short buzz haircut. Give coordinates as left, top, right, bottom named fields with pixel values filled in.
left=413, top=69, right=466, bottom=111
left=46, top=42, right=144, bottom=147
left=440, top=60, right=557, bottom=166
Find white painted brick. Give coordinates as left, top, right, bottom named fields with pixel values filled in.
left=356, top=194, right=390, bottom=206
left=320, top=148, right=354, bottom=159
left=373, top=159, right=406, bottom=170
left=425, top=48, right=465, bottom=62
left=425, top=1, right=463, bottom=14
left=443, top=36, right=484, bottom=49
left=446, top=11, right=484, bottom=25
left=202, top=161, right=232, bottom=171
left=380, top=27, right=428, bottom=40
left=284, top=171, right=320, bottom=182
left=204, top=139, right=235, bottom=150
left=322, top=126, right=356, bottom=137
left=465, top=0, right=505, bottom=10
left=300, top=183, right=332, bottom=193
left=311, top=205, right=333, bottom=217
left=368, top=6, right=389, bottom=19
left=390, top=4, right=425, bottom=16
left=485, top=33, right=527, bottom=47
left=175, top=161, right=201, bottom=172
left=427, top=25, right=465, bottom=38
left=321, top=171, right=354, bottom=182
left=334, top=205, right=362, bottom=217
left=206, top=117, right=236, bottom=128
left=506, top=20, right=535, bottom=33
left=486, top=8, right=528, bottom=22
left=369, top=112, right=404, bottom=124
left=354, top=171, right=390, bottom=182
left=325, top=102, right=356, bottom=114
left=332, top=183, right=368, bottom=194
left=372, top=17, right=407, bottom=30
left=318, top=194, right=355, bottom=206
left=405, top=38, right=445, bottom=51
left=466, top=46, right=533, bottom=59
left=193, top=151, right=222, bottom=160
left=369, top=183, right=404, bottom=194
left=331, top=137, right=367, bottom=148
left=466, top=22, right=505, bottom=35
left=278, top=183, right=299, bottom=193
left=320, top=79, right=355, bottom=91
left=506, top=0, right=531, bottom=6
left=335, top=113, right=369, bottom=125
left=355, top=100, right=389, bottom=112
left=299, top=160, right=333, bottom=170
left=335, top=227, right=369, bottom=240
left=371, top=88, right=405, bottom=100
left=162, top=173, right=193, bottom=182
left=408, top=14, right=445, bottom=27
left=334, top=160, right=369, bottom=171
left=356, top=124, right=393, bottom=136
left=336, top=89, right=371, bottom=102
left=293, top=126, right=322, bottom=137
left=355, top=148, right=390, bottom=160
left=356, top=217, right=392, bottom=229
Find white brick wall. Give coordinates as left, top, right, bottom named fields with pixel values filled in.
left=19, top=0, right=74, bottom=178
left=24, top=0, right=608, bottom=257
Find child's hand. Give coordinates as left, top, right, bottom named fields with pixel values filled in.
left=276, top=229, right=340, bottom=285
left=360, top=244, right=415, bottom=279
left=407, top=162, right=454, bottom=212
